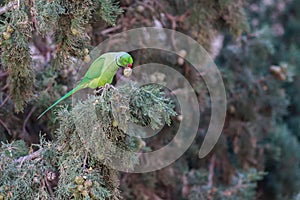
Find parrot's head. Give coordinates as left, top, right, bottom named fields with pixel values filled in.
left=117, top=52, right=133, bottom=68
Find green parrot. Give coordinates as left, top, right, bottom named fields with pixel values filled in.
left=37, top=52, right=133, bottom=119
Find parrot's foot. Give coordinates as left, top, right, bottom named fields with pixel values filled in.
left=94, top=87, right=104, bottom=96
left=95, top=84, right=118, bottom=96
left=104, top=84, right=118, bottom=91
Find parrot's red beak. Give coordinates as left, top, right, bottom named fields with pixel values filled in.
left=127, top=63, right=132, bottom=68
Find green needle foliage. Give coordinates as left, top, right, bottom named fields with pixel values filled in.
left=0, top=0, right=123, bottom=112
left=1, top=0, right=299, bottom=199
left=0, top=82, right=176, bottom=199
left=96, top=0, right=123, bottom=26
left=34, top=0, right=65, bottom=37
left=0, top=9, right=34, bottom=113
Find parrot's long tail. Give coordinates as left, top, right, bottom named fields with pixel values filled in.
left=37, top=83, right=84, bottom=119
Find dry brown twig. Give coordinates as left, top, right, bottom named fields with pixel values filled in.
left=44, top=171, right=55, bottom=197
left=0, top=71, right=9, bottom=77
left=15, top=148, right=43, bottom=168
left=100, top=25, right=122, bottom=35
left=0, top=118, right=11, bottom=136
left=21, top=106, right=36, bottom=140
left=152, top=0, right=190, bottom=51
left=0, top=93, right=10, bottom=108
left=207, top=154, right=216, bottom=189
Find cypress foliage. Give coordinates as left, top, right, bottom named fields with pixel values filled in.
left=0, top=8, right=34, bottom=113
left=0, top=0, right=299, bottom=199
left=0, top=83, right=176, bottom=199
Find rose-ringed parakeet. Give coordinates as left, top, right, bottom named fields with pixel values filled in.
left=37, top=52, right=133, bottom=119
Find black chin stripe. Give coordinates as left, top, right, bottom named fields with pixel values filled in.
left=115, top=57, right=122, bottom=67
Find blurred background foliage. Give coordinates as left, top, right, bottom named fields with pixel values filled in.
left=0, top=0, right=299, bottom=199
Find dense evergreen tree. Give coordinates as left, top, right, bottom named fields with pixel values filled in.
left=0, top=0, right=299, bottom=199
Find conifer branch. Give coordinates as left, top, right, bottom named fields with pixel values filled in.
left=0, top=2, right=15, bottom=15
left=21, top=107, right=36, bottom=138
left=0, top=119, right=11, bottom=136
left=15, top=148, right=43, bottom=165
left=100, top=25, right=122, bottom=35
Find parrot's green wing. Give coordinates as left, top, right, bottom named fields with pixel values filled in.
left=83, top=54, right=118, bottom=88
left=84, top=57, right=106, bottom=80
left=37, top=53, right=118, bottom=119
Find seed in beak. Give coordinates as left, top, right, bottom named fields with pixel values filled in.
left=124, top=67, right=132, bottom=77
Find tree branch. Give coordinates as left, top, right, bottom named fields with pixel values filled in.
left=15, top=148, right=43, bottom=167
left=21, top=106, right=36, bottom=139
left=0, top=2, right=16, bottom=15
left=0, top=118, right=11, bottom=136
left=100, top=25, right=122, bottom=35
left=207, top=154, right=216, bottom=189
